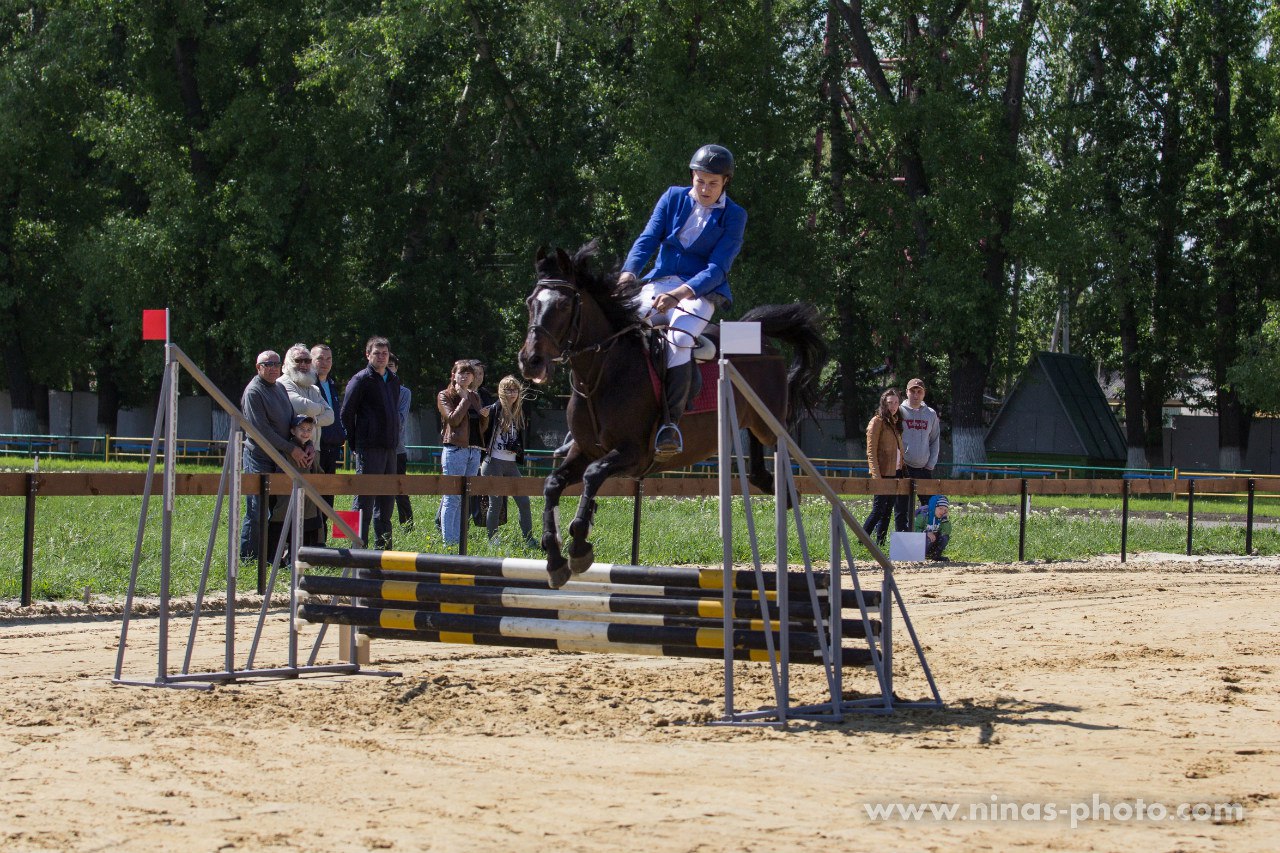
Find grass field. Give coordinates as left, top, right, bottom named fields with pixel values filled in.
left=3, top=483, right=1274, bottom=600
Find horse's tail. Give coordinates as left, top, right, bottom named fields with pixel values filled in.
left=738, top=303, right=828, bottom=428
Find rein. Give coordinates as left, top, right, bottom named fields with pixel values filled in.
left=531, top=277, right=643, bottom=367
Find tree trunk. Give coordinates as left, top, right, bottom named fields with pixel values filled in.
left=5, top=337, right=37, bottom=434
left=172, top=34, right=213, bottom=191
left=1209, top=0, right=1248, bottom=469
left=949, top=351, right=988, bottom=467
left=96, top=371, right=120, bottom=436
left=34, top=382, right=50, bottom=434
left=1118, top=296, right=1149, bottom=468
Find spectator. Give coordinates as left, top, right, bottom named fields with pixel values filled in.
left=863, top=388, right=904, bottom=548
left=913, top=495, right=952, bottom=561
left=278, top=344, right=334, bottom=445
left=239, top=350, right=313, bottom=560
left=310, top=343, right=346, bottom=518
left=467, top=359, right=495, bottom=526
left=387, top=353, right=414, bottom=530
left=267, top=415, right=326, bottom=559
left=340, top=336, right=401, bottom=549
left=899, top=377, right=941, bottom=516
left=481, top=375, right=537, bottom=548
left=437, top=360, right=488, bottom=548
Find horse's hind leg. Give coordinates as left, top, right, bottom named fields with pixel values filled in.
left=568, top=448, right=635, bottom=575
left=543, top=451, right=588, bottom=588
left=746, top=433, right=776, bottom=498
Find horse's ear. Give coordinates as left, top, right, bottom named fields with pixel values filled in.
left=555, top=247, right=573, bottom=279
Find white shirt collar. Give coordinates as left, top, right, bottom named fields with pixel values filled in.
left=687, top=187, right=727, bottom=210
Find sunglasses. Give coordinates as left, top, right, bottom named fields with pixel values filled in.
left=258, top=360, right=281, bottom=367
left=294, top=357, right=312, bottom=364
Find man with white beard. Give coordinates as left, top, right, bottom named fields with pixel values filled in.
left=278, top=343, right=335, bottom=446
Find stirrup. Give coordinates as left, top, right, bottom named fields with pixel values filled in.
left=654, top=423, right=683, bottom=457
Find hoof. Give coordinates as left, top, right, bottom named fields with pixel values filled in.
left=547, top=554, right=571, bottom=589
left=568, top=542, right=595, bottom=575
left=547, top=564, right=572, bottom=589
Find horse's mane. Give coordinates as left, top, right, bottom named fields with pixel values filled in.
left=537, top=239, right=644, bottom=331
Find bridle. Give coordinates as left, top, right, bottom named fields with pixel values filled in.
left=528, top=278, right=582, bottom=364
left=528, top=277, right=641, bottom=364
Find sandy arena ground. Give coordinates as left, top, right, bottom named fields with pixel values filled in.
left=2, top=553, right=1277, bottom=852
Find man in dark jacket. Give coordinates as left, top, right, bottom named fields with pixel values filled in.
left=340, top=336, right=401, bottom=548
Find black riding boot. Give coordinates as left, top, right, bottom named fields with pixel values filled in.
left=655, top=362, right=694, bottom=457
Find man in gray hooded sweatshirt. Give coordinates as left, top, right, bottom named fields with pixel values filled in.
left=898, top=377, right=941, bottom=521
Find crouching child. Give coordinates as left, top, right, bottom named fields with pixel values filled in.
left=913, top=495, right=952, bottom=561
left=267, top=415, right=325, bottom=562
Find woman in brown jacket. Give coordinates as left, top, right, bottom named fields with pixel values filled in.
left=864, top=388, right=905, bottom=547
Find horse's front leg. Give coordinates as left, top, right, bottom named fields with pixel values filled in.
left=567, top=446, right=639, bottom=575
left=542, top=449, right=588, bottom=588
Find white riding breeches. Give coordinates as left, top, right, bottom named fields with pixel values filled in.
left=636, top=276, right=714, bottom=368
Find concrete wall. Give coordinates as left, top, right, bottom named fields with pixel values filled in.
left=1164, top=415, right=1280, bottom=474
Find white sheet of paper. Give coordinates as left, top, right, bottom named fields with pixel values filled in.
left=890, top=531, right=926, bottom=562
left=720, top=321, right=762, bottom=355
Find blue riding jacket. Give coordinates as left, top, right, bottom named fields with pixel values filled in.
left=622, top=186, right=746, bottom=307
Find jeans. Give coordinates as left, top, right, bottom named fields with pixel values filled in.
left=480, top=456, right=534, bottom=542
left=441, top=445, right=481, bottom=546
left=863, top=493, right=896, bottom=546
left=239, top=454, right=277, bottom=560
left=395, top=452, right=414, bottom=524
left=352, top=447, right=396, bottom=549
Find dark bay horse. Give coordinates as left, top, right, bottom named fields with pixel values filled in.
left=518, top=242, right=826, bottom=588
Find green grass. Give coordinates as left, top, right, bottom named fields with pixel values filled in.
left=3, top=490, right=1274, bottom=600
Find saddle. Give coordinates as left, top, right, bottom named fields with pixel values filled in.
left=644, top=325, right=719, bottom=417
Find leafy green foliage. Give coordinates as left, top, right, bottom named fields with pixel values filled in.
left=1, top=0, right=1277, bottom=470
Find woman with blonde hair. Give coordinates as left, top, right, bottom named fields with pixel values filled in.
left=864, top=388, right=905, bottom=548
left=481, top=375, right=537, bottom=548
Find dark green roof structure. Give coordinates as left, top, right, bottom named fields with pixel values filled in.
left=985, top=352, right=1126, bottom=466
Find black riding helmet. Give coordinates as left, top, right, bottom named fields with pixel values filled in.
left=689, top=144, right=734, bottom=179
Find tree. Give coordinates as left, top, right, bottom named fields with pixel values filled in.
left=822, top=0, right=1041, bottom=465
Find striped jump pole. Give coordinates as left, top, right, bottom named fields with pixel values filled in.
left=296, top=546, right=828, bottom=594
left=356, top=626, right=874, bottom=668
left=299, top=574, right=833, bottom=622
left=318, top=598, right=838, bottom=634
left=297, top=577, right=879, bottom=637
left=349, top=567, right=881, bottom=611
left=298, top=602, right=835, bottom=655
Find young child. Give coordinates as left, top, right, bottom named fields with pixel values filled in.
left=268, top=414, right=324, bottom=560
left=913, top=495, right=952, bottom=561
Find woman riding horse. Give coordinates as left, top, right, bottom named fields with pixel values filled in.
left=620, top=143, right=745, bottom=458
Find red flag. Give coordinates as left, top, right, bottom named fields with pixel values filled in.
left=142, top=309, right=169, bottom=341
left=332, top=509, right=362, bottom=540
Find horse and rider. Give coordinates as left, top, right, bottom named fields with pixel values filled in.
left=518, top=144, right=827, bottom=587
